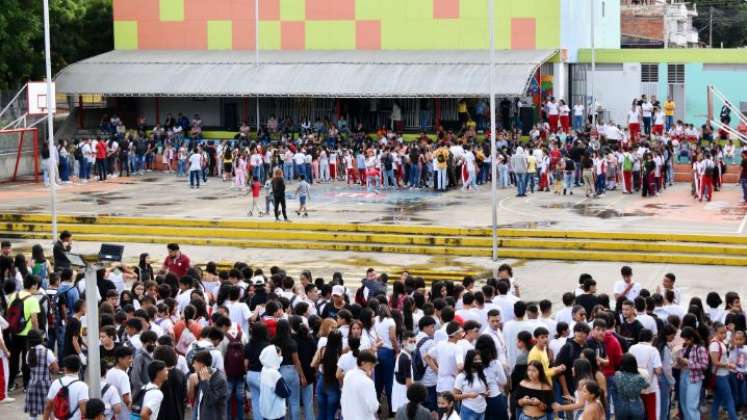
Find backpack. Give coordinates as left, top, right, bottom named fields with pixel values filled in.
left=437, top=153, right=445, bottom=163
left=130, top=386, right=155, bottom=420
left=36, top=294, right=48, bottom=333
left=705, top=340, right=721, bottom=391
left=564, top=158, right=575, bottom=171
left=52, top=379, right=80, bottom=420
left=32, top=261, right=48, bottom=283
left=411, top=336, right=432, bottom=381
left=56, top=285, right=75, bottom=322
left=6, top=294, right=31, bottom=335
left=612, top=331, right=631, bottom=353
left=47, top=291, right=58, bottom=330
left=224, top=330, right=247, bottom=379
left=185, top=341, right=211, bottom=367
left=74, top=146, right=83, bottom=160
left=175, top=325, right=196, bottom=356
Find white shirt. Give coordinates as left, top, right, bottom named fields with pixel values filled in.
left=341, top=368, right=379, bottom=420
left=47, top=376, right=89, bottom=420
left=636, top=313, right=658, bottom=335
left=428, top=340, right=460, bottom=392
left=629, top=342, right=662, bottom=394
left=188, top=153, right=202, bottom=171
left=101, top=380, right=123, bottom=420
left=554, top=306, right=573, bottom=326
left=106, top=366, right=131, bottom=419
left=141, top=383, right=164, bottom=419
left=454, top=371, right=488, bottom=413
left=659, top=304, right=686, bottom=320
left=549, top=336, right=567, bottom=359
left=573, top=105, right=584, bottom=116
left=503, top=319, right=540, bottom=369
left=416, top=333, right=438, bottom=387
left=374, top=317, right=396, bottom=349
left=627, top=110, right=641, bottom=124
left=613, top=280, right=641, bottom=301
left=337, top=352, right=357, bottom=375
left=547, top=102, right=559, bottom=116
left=493, top=294, right=519, bottom=323
left=226, top=300, right=252, bottom=337
left=642, top=102, right=654, bottom=117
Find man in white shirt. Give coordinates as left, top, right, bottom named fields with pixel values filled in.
left=492, top=280, right=519, bottom=323
left=573, top=101, right=585, bottom=131
left=225, top=285, right=252, bottom=335
left=641, top=99, right=654, bottom=136
left=100, top=364, right=123, bottom=420
left=502, top=301, right=539, bottom=368
left=106, top=347, right=134, bottom=420
left=455, top=292, right=482, bottom=323
left=44, top=355, right=89, bottom=420
left=341, top=350, right=379, bottom=420
left=139, top=360, right=168, bottom=420
left=483, top=309, right=510, bottom=375
left=426, top=322, right=463, bottom=393
left=416, top=317, right=439, bottom=411
left=613, top=265, right=641, bottom=302
left=656, top=273, right=681, bottom=305
left=635, top=298, right=658, bottom=335
left=554, top=292, right=575, bottom=326
left=629, top=329, right=662, bottom=420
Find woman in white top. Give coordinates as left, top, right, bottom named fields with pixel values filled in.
left=374, top=305, right=400, bottom=416
left=453, top=350, right=489, bottom=420
left=475, top=335, right=508, bottom=419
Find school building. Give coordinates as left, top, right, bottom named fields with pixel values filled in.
left=54, top=0, right=747, bottom=133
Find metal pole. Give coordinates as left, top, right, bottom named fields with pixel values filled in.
left=85, top=266, right=101, bottom=398
left=709, top=7, right=713, bottom=48
left=42, top=0, right=58, bottom=241
left=489, top=0, right=498, bottom=263
left=255, top=0, right=260, bottom=135
left=590, top=0, right=596, bottom=129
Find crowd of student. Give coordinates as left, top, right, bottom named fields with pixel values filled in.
left=2, top=233, right=747, bottom=420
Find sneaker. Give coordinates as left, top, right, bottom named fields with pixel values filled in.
left=303, top=212, right=308, bottom=217
left=0, top=397, right=15, bottom=403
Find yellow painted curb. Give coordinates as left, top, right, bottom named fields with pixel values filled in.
left=500, top=238, right=747, bottom=256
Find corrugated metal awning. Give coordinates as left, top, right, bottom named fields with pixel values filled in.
left=55, top=49, right=558, bottom=98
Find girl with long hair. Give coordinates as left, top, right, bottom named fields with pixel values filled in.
left=374, top=304, right=400, bottom=416
left=514, top=360, right=554, bottom=420
left=438, top=391, right=459, bottom=420
left=23, top=329, right=58, bottom=418
left=273, top=319, right=307, bottom=420
left=312, top=330, right=343, bottom=420
left=475, top=334, right=508, bottom=420
left=137, top=253, right=154, bottom=282
left=613, top=354, right=648, bottom=420
left=246, top=321, right=271, bottom=419
left=290, top=315, right=316, bottom=420
left=454, top=349, right=489, bottom=420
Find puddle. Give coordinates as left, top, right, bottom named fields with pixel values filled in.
left=141, top=178, right=160, bottom=183
left=368, top=215, right=430, bottom=224
left=499, top=221, right=557, bottom=229
left=139, top=202, right=173, bottom=207
left=642, top=204, right=689, bottom=210
left=198, top=196, right=219, bottom=201
left=572, top=203, right=652, bottom=219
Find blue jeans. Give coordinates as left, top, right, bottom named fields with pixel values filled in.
left=515, top=172, right=527, bottom=196
left=741, top=179, right=747, bottom=202
left=409, top=165, right=421, bottom=187
left=190, top=170, right=201, bottom=187
left=712, top=375, right=738, bottom=420
left=246, top=371, right=262, bottom=419
left=47, top=324, right=65, bottom=358
left=486, top=394, right=508, bottom=420
left=253, top=165, right=263, bottom=183
left=518, top=414, right=549, bottom=420
left=305, top=163, right=312, bottom=183
left=666, top=115, right=674, bottom=131
left=679, top=370, right=703, bottom=420
left=659, top=374, right=672, bottom=420
left=564, top=171, right=574, bottom=192
left=59, top=156, right=69, bottom=181
left=573, top=115, right=583, bottom=131
left=280, top=365, right=300, bottom=420
left=595, top=173, right=606, bottom=195
left=375, top=347, right=395, bottom=414
left=460, top=405, right=485, bottom=420
left=177, top=160, right=186, bottom=176
left=613, top=397, right=644, bottom=420
left=315, top=375, right=340, bottom=420
left=284, top=162, right=294, bottom=181
left=384, top=169, right=396, bottom=188
left=367, top=174, right=381, bottom=192
left=226, top=377, right=245, bottom=420
left=299, top=383, right=314, bottom=420
left=643, top=116, right=652, bottom=135
left=525, top=173, right=535, bottom=193
left=499, top=165, right=509, bottom=188
left=425, top=385, right=437, bottom=412
left=729, top=372, right=746, bottom=410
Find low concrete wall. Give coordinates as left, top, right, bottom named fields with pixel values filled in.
left=0, top=151, right=37, bottom=181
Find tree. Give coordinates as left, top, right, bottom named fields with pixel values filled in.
left=693, top=2, right=747, bottom=48
left=0, top=0, right=112, bottom=92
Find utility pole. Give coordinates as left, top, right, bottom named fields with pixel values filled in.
left=709, top=7, right=713, bottom=48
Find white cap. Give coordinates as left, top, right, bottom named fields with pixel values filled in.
left=332, top=285, right=345, bottom=297
left=252, top=275, right=265, bottom=286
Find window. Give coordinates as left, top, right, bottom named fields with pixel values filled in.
left=667, top=64, right=685, bottom=84
left=641, top=64, right=658, bottom=83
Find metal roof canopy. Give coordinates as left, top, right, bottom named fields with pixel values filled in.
left=55, top=49, right=558, bottom=98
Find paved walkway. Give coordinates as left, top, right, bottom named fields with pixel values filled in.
left=1, top=173, right=745, bottom=234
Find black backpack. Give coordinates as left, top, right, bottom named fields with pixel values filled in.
left=565, top=158, right=575, bottom=171
left=411, top=336, right=432, bottom=381
left=130, top=386, right=155, bottom=419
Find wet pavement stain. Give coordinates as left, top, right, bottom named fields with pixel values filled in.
left=499, top=221, right=558, bottom=229
left=642, top=203, right=689, bottom=210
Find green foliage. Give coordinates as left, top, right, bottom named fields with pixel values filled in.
left=0, top=0, right=112, bottom=91
left=693, top=3, right=747, bottom=48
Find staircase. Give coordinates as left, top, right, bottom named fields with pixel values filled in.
left=1, top=213, right=747, bottom=266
